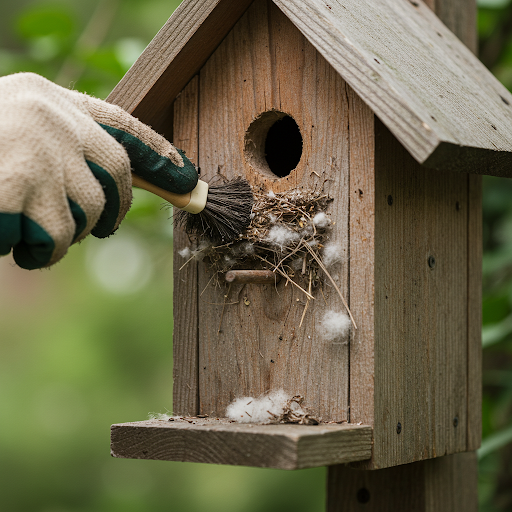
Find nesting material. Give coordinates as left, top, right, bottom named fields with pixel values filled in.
left=322, top=242, right=343, bottom=268
left=313, top=211, right=330, bottom=228
left=179, top=188, right=357, bottom=328
left=266, top=225, right=300, bottom=247
left=226, top=390, right=319, bottom=425
left=178, top=247, right=192, bottom=259
left=148, top=412, right=172, bottom=421
left=321, top=310, right=351, bottom=342
left=181, top=189, right=331, bottom=285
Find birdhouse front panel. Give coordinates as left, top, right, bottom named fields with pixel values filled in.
left=192, top=0, right=351, bottom=423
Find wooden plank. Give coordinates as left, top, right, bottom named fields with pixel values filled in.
left=108, top=0, right=510, bottom=175
left=273, top=0, right=512, bottom=176
left=111, top=419, right=372, bottom=470
left=430, top=0, right=481, bottom=457
left=347, top=87, right=375, bottom=427
left=372, top=119, right=468, bottom=468
left=332, top=0, right=480, bottom=476
left=467, top=173, right=482, bottom=450
left=196, top=0, right=350, bottom=422
left=327, top=451, right=478, bottom=511
left=172, top=76, right=200, bottom=416
left=107, top=0, right=253, bottom=138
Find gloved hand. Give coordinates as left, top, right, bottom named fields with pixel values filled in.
left=0, top=72, right=198, bottom=270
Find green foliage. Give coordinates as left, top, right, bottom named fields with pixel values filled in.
left=480, top=178, right=512, bottom=511
left=16, top=6, right=75, bottom=40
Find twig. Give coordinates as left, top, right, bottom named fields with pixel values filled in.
left=200, top=272, right=217, bottom=297
left=304, top=242, right=357, bottom=329
left=179, top=255, right=195, bottom=271
left=218, top=283, right=232, bottom=334
left=256, top=256, right=314, bottom=300
left=299, top=270, right=313, bottom=328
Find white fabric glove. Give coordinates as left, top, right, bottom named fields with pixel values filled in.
left=0, top=72, right=198, bottom=269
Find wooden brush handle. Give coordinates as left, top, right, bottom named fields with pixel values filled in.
left=131, top=173, right=191, bottom=208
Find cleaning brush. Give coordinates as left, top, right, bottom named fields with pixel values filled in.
left=131, top=173, right=253, bottom=242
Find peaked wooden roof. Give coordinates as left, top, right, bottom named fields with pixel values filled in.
left=108, top=0, right=512, bottom=175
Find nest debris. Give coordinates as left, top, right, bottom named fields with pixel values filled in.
left=268, top=395, right=319, bottom=425
left=179, top=188, right=356, bottom=328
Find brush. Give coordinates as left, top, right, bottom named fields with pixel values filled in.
left=131, top=173, right=253, bottom=242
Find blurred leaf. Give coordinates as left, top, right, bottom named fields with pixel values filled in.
left=114, top=37, right=145, bottom=71
left=27, top=35, right=62, bottom=61
left=483, top=314, right=512, bottom=347
left=82, top=47, right=124, bottom=77
left=478, top=0, right=511, bottom=7
left=484, top=370, right=512, bottom=388
left=479, top=9, right=501, bottom=40
left=483, top=293, right=510, bottom=325
left=16, top=6, right=75, bottom=41
left=479, top=424, right=512, bottom=459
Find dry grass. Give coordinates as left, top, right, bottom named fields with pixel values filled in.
left=179, top=188, right=356, bottom=328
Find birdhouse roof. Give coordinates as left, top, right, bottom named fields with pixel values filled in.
left=109, top=0, right=512, bottom=175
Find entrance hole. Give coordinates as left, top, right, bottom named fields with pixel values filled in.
left=244, top=111, right=303, bottom=179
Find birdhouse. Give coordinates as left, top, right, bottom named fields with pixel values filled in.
left=108, top=0, right=506, bottom=507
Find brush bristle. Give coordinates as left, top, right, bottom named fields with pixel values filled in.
left=175, top=177, right=253, bottom=242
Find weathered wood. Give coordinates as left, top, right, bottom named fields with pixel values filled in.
left=347, top=87, right=375, bottom=428
left=196, top=0, right=350, bottom=421
left=327, top=451, right=478, bottom=511
left=430, top=0, right=482, bottom=461
left=467, top=176, right=482, bottom=451
left=345, top=0, right=481, bottom=468
left=107, top=0, right=253, bottom=138
left=426, top=0, right=477, bottom=54
left=111, top=419, right=372, bottom=470
left=372, top=119, right=468, bottom=468
left=429, top=0, right=482, bottom=458
left=225, top=270, right=280, bottom=285
left=172, top=76, right=200, bottom=416
left=273, top=0, right=512, bottom=176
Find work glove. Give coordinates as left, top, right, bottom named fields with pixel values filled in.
left=0, top=72, right=198, bottom=270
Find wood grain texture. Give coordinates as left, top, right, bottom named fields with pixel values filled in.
left=347, top=87, right=375, bottom=428
left=430, top=0, right=481, bottom=455
left=273, top=0, right=512, bottom=176
left=467, top=173, right=482, bottom=450
left=111, top=419, right=372, bottom=470
left=107, top=0, right=253, bottom=138
left=172, top=76, right=200, bottom=416
left=327, top=451, right=478, bottom=511
left=345, top=0, right=481, bottom=468
left=373, top=119, right=468, bottom=468
left=197, top=0, right=351, bottom=422
left=108, top=0, right=507, bottom=175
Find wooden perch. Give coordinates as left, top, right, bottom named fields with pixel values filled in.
left=111, top=418, right=372, bottom=470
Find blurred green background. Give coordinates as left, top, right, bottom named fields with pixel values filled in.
left=1, top=0, right=512, bottom=510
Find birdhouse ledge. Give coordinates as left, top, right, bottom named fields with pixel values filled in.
left=110, top=418, right=372, bottom=470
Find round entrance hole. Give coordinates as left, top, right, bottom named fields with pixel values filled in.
left=244, top=111, right=303, bottom=179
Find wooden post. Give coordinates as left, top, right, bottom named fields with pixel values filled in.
left=328, top=452, right=478, bottom=512
left=327, top=0, right=480, bottom=508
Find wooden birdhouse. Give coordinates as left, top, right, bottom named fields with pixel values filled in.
left=108, top=0, right=510, bottom=508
